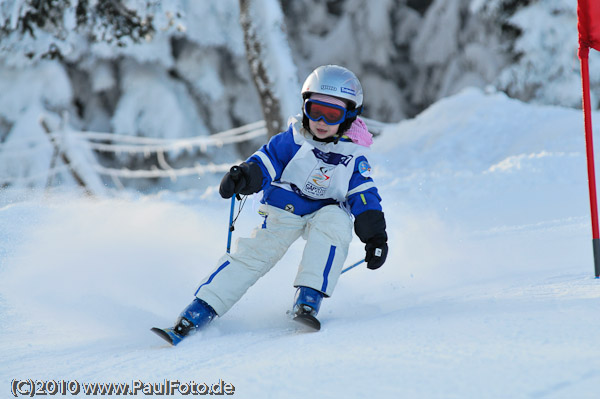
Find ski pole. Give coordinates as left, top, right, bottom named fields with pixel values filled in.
left=226, top=196, right=236, bottom=253
left=341, top=259, right=365, bottom=274
left=226, top=166, right=241, bottom=254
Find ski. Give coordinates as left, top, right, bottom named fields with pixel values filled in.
left=293, top=312, right=321, bottom=331
left=150, top=327, right=184, bottom=346
left=153, top=308, right=321, bottom=347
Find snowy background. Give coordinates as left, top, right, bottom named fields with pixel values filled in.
left=2, top=0, right=600, bottom=193
left=2, top=0, right=600, bottom=398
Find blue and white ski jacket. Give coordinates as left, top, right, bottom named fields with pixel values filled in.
left=247, top=116, right=382, bottom=217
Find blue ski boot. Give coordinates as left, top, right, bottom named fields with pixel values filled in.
left=292, top=286, right=323, bottom=331
left=151, top=298, right=217, bottom=346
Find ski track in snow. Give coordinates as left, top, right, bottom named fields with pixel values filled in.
left=1, top=89, right=600, bottom=398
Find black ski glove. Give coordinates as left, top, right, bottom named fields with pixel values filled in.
left=365, top=237, right=388, bottom=270
left=354, top=210, right=388, bottom=270
left=219, top=162, right=264, bottom=199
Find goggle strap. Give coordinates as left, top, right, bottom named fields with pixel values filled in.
left=346, top=108, right=358, bottom=118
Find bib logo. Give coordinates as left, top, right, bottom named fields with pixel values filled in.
left=304, top=163, right=334, bottom=197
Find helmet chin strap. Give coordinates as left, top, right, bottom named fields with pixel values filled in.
left=311, top=132, right=338, bottom=143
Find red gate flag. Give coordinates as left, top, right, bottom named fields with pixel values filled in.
left=577, top=0, right=600, bottom=277
left=578, top=0, right=600, bottom=57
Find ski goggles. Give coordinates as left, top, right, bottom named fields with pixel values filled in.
left=303, top=99, right=348, bottom=125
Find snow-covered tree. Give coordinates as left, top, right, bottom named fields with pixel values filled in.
left=283, top=0, right=599, bottom=117
left=493, top=0, right=600, bottom=108
left=282, top=0, right=415, bottom=121
left=0, top=0, right=261, bottom=191
left=239, top=0, right=300, bottom=138
left=410, top=0, right=514, bottom=106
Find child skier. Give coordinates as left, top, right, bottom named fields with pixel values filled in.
left=152, top=65, right=388, bottom=345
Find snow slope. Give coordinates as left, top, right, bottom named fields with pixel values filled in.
left=1, top=88, right=600, bottom=399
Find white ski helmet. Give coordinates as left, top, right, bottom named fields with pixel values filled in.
left=301, top=65, right=363, bottom=135
left=301, top=65, right=363, bottom=109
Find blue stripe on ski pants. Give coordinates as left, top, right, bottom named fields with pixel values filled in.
left=321, top=246, right=336, bottom=293
left=195, top=261, right=230, bottom=296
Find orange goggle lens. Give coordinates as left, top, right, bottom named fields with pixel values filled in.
left=304, top=100, right=347, bottom=125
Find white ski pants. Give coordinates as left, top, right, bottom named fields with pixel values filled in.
left=194, top=204, right=353, bottom=316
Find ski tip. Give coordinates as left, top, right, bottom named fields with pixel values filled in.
left=151, top=327, right=180, bottom=346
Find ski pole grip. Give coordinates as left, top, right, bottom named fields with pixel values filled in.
left=229, top=165, right=241, bottom=182
left=229, top=165, right=243, bottom=200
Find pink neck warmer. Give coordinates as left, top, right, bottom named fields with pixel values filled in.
left=345, top=117, right=373, bottom=147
